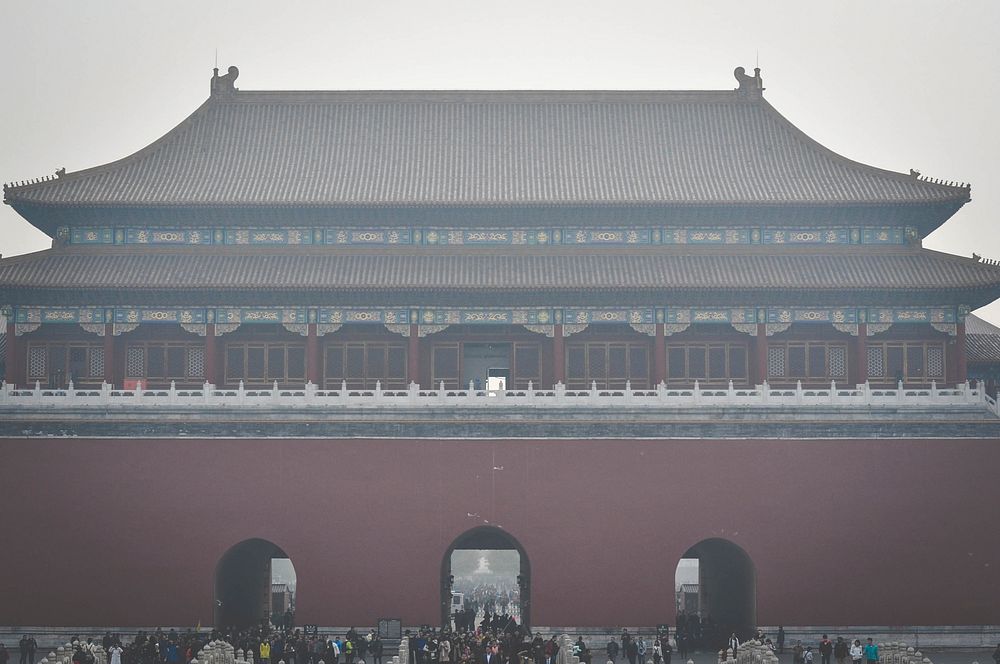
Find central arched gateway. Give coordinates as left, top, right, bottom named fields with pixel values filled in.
left=676, top=538, right=756, bottom=643
left=441, top=526, right=531, bottom=630
left=215, top=538, right=296, bottom=629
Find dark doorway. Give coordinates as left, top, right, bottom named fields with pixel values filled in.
left=216, top=538, right=297, bottom=630
left=462, top=343, right=511, bottom=390
left=441, top=526, right=530, bottom=631
left=676, top=539, right=755, bottom=643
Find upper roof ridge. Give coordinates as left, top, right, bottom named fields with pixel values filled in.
left=3, top=65, right=973, bottom=233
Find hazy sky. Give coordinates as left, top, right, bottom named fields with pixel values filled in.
left=3, top=1, right=998, bottom=319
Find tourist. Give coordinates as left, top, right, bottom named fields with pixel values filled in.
left=819, top=636, right=833, bottom=664
left=1, top=644, right=9, bottom=664
left=833, top=638, right=847, bottom=664
left=662, top=637, right=672, bottom=664
left=804, top=648, right=814, bottom=664
left=792, top=640, right=804, bottom=664
left=544, top=637, right=558, bottom=664
left=991, top=644, right=999, bottom=664
left=849, top=640, right=862, bottom=664
left=636, top=638, right=646, bottom=664
left=862, top=639, right=878, bottom=664
left=625, top=638, right=638, bottom=664
left=728, top=634, right=740, bottom=658
left=777, top=628, right=785, bottom=655
left=652, top=638, right=662, bottom=664
left=606, top=640, right=619, bottom=662
left=764, top=640, right=775, bottom=654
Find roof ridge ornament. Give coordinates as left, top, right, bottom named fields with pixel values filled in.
left=210, top=65, right=239, bottom=96
left=734, top=66, right=764, bottom=97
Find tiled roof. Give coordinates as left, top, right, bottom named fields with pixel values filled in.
left=966, top=313, right=1000, bottom=363
left=2, top=246, right=998, bottom=303
left=4, top=90, right=969, bottom=209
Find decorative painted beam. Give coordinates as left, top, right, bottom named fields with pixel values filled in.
left=56, top=224, right=919, bottom=247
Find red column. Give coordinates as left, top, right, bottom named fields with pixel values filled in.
left=305, top=323, right=320, bottom=385
left=408, top=324, right=420, bottom=386
left=957, top=320, right=968, bottom=384
left=5, top=321, right=18, bottom=386
left=855, top=322, right=868, bottom=386
left=754, top=323, right=768, bottom=384
left=103, top=323, right=115, bottom=386
left=653, top=323, right=666, bottom=386
left=204, top=323, right=217, bottom=385
left=552, top=324, right=565, bottom=385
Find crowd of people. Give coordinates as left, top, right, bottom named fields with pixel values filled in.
left=2, top=628, right=998, bottom=664
left=451, top=582, right=521, bottom=634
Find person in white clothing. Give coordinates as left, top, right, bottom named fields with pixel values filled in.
left=109, top=645, right=123, bottom=664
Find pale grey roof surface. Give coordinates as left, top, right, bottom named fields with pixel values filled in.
left=966, top=313, right=1000, bottom=363
left=2, top=245, right=998, bottom=302
left=4, top=90, right=969, bottom=209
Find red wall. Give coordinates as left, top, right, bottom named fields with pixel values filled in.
left=3, top=437, right=998, bottom=627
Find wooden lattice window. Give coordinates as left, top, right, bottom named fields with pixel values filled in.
left=565, top=342, right=650, bottom=389
left=867, top=341, right=945, bottom=383
left=26, top=342, right=104, bottom=388
left=324, top=342, right=407, bottom=390
left=224, top=342, right=306, bottom=387
left=767, top=342, right=848, bottom=382
left=513, top=343, right=541, bottom=389
left=125, top=342, right=205, bottom=386
left=431, top=344, right=460, bottom=389
left=666, top=342, right=748, bottom=386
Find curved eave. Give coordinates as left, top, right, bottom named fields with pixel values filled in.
left=5, top=199, right=971, bottom=242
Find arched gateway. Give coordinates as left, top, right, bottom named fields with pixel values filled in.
left=677, top=538, right=756, bottom=641
left=441, top=526, right=531, bottom=629
left=215, top=538, right=296, bottom=629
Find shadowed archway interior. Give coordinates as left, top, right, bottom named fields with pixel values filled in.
left=215, top=538, right=293, bottom=629
left=680, top=538, right=756, bottom=640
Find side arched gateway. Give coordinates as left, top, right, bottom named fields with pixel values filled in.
left=441, top=526, right=531, bottom=630
left=215, top=538, right=296, bottom=630
left=675, top=538, right=756, bottom=642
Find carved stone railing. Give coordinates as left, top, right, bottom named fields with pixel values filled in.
left=1, top=379, right=996, bottom=414
left=38, top=641, right=108, bottom=664
left=877, top=643, right=934, bottom=664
